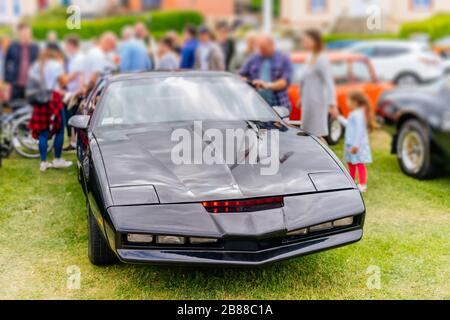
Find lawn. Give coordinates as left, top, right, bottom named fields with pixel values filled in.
left=0, top=130, right=449, bottom=300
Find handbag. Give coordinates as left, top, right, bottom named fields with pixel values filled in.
left=26, top=63, right=52, bottom=105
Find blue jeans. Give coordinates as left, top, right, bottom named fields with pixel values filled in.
left=39, top=110, right=65, bottom=162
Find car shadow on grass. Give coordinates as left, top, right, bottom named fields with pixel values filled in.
left=111, top=250, right=356, bottom=299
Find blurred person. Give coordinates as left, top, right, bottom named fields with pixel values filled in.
left=194, top=26, right=225, bottom=71
left=230, top=31, right=257, bottom=72
left=119, top=26, right=152, bottom=73
left=166, top=30, right=182, bottom=55
left=0, top=37, right=4, bottom=82
left=239, top=34, right=292, bottom=109
left=180, top=25, right=198, bottom=69
left=84, top=32, right=118, bottom=91
left=4, top=23, right=39, bottom=101
left=338, top=91, right=376, bottom=193
left=157, top=37, right=179, bottom=71
left=63, top=35, right=85, bottom=152
left=46, top=31, right=62, bottom=53
left=134, top=22, right=156, bottom=68
left=27, top=48, right=72, bottom=172
left=216, top=22, right=235, bottom=71
left=299, top=29, right=338, bottom=143
left=135, top=22, right=150, bottom=44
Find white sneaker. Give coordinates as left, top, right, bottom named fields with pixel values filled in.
left=53, top=159, right=73, bottom=169
left=40, top=162, right=53, bottom=172
left=358, top=184, right=368, bottom=193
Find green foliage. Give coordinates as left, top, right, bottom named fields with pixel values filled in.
left=0, top=26, right=12, bottom=38
left=28, top=6, right=68, bottom=22
left=400, top=13, right=450, bottom=41
left=249, top=0, right=281, bottom=17
left=30, top=10, right=204, bottom=40
left=324, top=33, right=400, bottom=43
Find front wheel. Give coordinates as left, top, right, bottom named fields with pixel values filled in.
left=11, top=115, right=54, bottom=159
left=397, top=119, right=436, bottom=179
left=326, top=116, right=343, bottom=146
left=88, top=203, right=118, bottom=266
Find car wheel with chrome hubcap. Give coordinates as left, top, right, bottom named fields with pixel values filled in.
left=397, top=119, right=436, bottom=179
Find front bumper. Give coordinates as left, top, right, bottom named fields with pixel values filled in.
left=116, top=229, right=363, bottom=266
left=104, top=189, right=365, bottom=266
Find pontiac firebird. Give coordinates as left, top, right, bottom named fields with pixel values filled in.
left=69, top=72, right=366, bottom=266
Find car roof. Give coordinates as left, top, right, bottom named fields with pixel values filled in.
left=290, top=51, right=367, bottom=62
left=107, top=71, right=238, bottom=83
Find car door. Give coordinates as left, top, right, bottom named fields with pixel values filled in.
left=331, top=59, right=353, bottom=118
left=371, top=46, right=411, bottom=82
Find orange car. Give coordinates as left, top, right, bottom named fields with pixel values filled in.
left=288, top=52, right=394, bottom=144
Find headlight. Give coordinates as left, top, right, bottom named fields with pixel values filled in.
left=333, top=217, right=354, bottom=227
left=286, top=228, right=308, bottom=236
left=156, top=235, right=186, bottom=245
left=190, top=237, right=219, bottom=245
left=309, top=222, right=333, bottom=232
left=127, top=234, right=153, bottom=244
left=288, top=216, right=356, bottom=237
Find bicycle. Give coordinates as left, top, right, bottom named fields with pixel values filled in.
left=0, top=100, right=54, bottom=160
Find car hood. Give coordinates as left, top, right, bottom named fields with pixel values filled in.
left=94, top=121, right=352, bottom=204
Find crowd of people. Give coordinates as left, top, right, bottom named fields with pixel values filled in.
left=0, top=21, right=374, bottom=192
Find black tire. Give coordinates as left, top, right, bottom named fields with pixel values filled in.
left=11, top=114, right=54, bottom=159
left=397, top=119, right=436, bottom=179
left=87, top=203, right=118, bottom=266
left=394, top=73, right=420, bottom=87
left=326, top=116, right=343, bottom=146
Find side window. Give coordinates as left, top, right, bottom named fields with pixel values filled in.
left=373, top=47, right=409, bottom=58
left=354, top=46, right=375, bottom=57
left=352, top=60, right=373, bottom=83
left=87, top=83, right=105, bottom=115
left=331, top=61, right=350, bottom=85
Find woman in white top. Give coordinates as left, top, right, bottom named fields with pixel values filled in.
left=299, top=29, right=339, bottom=143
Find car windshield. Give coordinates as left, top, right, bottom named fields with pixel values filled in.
left=94, top=76, right=278, bottom=128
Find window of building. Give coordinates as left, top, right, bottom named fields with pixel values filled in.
left=0, top=1, right=6, bottom=14
left=411, top=0, right=433, bottom=11
left=13, top=0, right=21, bottom=16
left=310, top=0, right=327, bottom=13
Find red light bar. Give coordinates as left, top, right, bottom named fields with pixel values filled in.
left=202, top=197, right=284, bottom=213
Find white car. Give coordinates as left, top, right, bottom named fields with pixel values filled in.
left=346, top=41, right=444, bottom=87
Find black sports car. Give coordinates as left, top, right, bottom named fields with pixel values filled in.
left=378, top=76, right=450, bottom=179
left=69, top=72, right=365, bottom=266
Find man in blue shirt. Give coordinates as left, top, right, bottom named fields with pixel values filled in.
left=119, top=26, right=152, bottom=73
left=180, top=25, right=198, bottom=70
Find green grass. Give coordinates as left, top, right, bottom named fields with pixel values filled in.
left=0, top=130, right=449, bottom=300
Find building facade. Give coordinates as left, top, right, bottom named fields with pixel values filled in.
left=162, top=0, right=235, bottom=19
left=0, top=0, right=110, bottom=25
left=0, top=0, right=40, bottom=25
left=281, top=0, right=450, bottom=32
